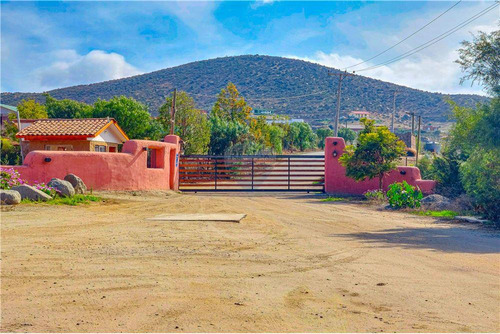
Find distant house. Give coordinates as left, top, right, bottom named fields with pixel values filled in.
left=267, top=118, right=304, bottom=125
left=422, top=124, right=439, bottom=132
left=349, top=111, right=371, bottom=119
left=1, top=104, right=17, bottom=131
left=16, top=118, right=129, bottom=155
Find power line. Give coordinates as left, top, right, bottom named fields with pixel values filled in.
left=354, top=2, right=499, bottom=73
left=345, top=0, right=463, bottom=70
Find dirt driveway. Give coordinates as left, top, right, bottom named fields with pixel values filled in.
left=1, top=192, right=499, bottom=332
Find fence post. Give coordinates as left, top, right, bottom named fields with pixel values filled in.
left=251, top=158, right=254, bottom=190
left=288, top=157, right=291, bottom=190
left=214, top=158, right=218, bottom=190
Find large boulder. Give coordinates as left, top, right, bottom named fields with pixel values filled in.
left=11, top=185, right=52, bottom=201
left=64, top=174, right=87, bottom=194
left=0, top=190, right=21, bottom=205
left=48, top=178, right=75, bottom=197
left=449, top=194, right=475, bottom=212
left=421, top=194, right=452, bottom=211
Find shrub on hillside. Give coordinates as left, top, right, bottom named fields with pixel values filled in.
left=387, top=181, right=423, bottom=209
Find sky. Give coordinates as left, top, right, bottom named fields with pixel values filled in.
left=1, top=1, right=498, bottom=95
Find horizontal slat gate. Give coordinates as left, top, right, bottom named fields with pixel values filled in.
left=179, top=155, right=324, bottom=192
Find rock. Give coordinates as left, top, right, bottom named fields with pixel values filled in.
left=11, top=185, right=52, bottom=201
left=0, top=189, right=21, bottom=205
left=64, top=174, right=87, bottom=194
left=48, top=178, right=75, bottom=197
left=421, top=194, right=452, bottom=211
left=449, top=194, right=475, bottom=212
left=455, top=216, right=489, bottom=224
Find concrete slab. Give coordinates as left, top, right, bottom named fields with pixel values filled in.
left=147, top=213, right=246, bottom=222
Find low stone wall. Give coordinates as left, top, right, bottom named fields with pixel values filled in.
left=2, top=135, right=181, bottom=191
left=324, top=137, right=435, bottom=195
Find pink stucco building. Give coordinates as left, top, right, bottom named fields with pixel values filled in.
left=4, top=135, right=181, bottom=191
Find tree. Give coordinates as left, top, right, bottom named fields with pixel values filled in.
left=208, top=116, right=250, bottom=155
left=143, top=118, right=166, bottom=141
left=44, top=94, right=93, bottom=118
left=92, top=96, right=152, bottom=139
left=460, top=149, right=500, bottom=221
left=338, top=127, right=356, bottom=144
left=315, top=128, right=333, bottom=149
left=266, top=124, right=285, bottom=154
left=439, top=98, right=500, bottom=220
left=456, top=29, right=500, bottom=96
left=0, top=138, right=21, bottom=165
left=339, top=118, right=406, bottom=189
left=158, top=91, right=210, bottom=154
left=211, top=82, right=252, bottom=123
left=287, top=122, right=317, bottom=151
left=16, top=99, right=47, bottom=119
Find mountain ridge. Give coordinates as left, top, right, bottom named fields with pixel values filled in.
left=1, top=55, right=488, bottom=122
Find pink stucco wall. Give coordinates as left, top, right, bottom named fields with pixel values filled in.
left=324, top=137, right=436, bottom=195
left=3, top=135, right=181, bottom=191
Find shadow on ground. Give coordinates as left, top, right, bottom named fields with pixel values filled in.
left=331, top=226, right=500, bottom=254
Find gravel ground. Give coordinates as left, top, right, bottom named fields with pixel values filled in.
left=1, top=191, right=499, bottom=332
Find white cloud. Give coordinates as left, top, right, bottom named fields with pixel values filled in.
left=36, top=50, right=142, bottom=90
left=251, top=0, right=275, bottom=10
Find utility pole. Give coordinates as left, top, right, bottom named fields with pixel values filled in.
left=391, top=91, right=397, bottom=133
left=416, top=115, right=422, bottom=166
left=328, top=70, right=354, bottom=136
left=411, top=113, right=415, bottom=136
left=15, top=107, right=24, bottom=163
left=170, top=88, right=177, bottom=135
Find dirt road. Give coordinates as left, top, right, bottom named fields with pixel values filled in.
left=1, top=192, right=499, bottom=332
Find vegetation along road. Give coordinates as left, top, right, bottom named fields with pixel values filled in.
left=1, top=191, right=499, bottom=332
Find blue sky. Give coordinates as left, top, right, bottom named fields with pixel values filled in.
left=1, top=1, right=498, bottom=95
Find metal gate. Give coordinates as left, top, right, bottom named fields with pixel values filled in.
left=179, top=155, right=324, bottom=192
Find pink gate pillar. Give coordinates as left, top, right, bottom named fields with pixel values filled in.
left=324, top=137, right=436, bottom=195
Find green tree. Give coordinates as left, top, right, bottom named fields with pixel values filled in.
left=339, top=118, right=406, bottom=189
left=143, top=118, right=166, bottom=141
left=315, top=127, right=333, bottom=149
left=0, top=138, right=21, bottom=165
left=286, top=122, right=317, bottom=151
left=208, top=116, right=250, bottom=155
left=16, top=99, right=48, bottom=119
left=338, top=127, right=357, bottom=144
left=427, top=150, right=465, bottom=197
left=92, top=96, right=152, bottom=139
left=158, top=91, right=210, bottom=154
left=460, top=149, right=500, bottom=221
left=266, top=124, right=285, bottom=154
left=440, top=98, right=500, bottom=220
left=211, top=82, right=252, bottom=123
left=456, top=29, right=500, bottom=96
left=44, top=94, right=93, bottom=118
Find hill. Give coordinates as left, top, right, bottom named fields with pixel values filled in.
left=0, top=55, right=488, bottom=123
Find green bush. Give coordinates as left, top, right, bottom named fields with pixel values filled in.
left=428, top=150, right=466, bottom=198
left=387, top=181, right=423, bottom=209
left=460, top=149, right=500, bottom=222
left=363, top=189, right=386, bottom=202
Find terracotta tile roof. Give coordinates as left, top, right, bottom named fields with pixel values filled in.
left=17, top=118, right=114, bottom=137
